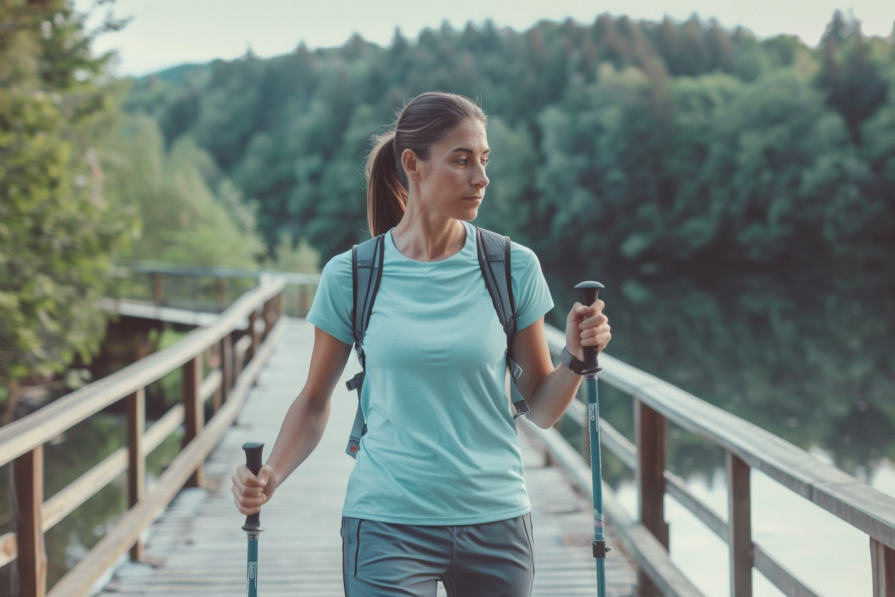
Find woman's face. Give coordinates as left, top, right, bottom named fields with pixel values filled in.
left=408, top=117, right=490, bottom=222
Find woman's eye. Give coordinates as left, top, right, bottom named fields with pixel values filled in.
left=456, top=158, right=467, bottom=165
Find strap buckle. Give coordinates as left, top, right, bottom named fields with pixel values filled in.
left=346, top=371, right=364, bottom=392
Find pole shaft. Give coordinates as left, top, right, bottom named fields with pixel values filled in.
left=246, top=534, right=259, bottom=597
left=587, top=373, right=607, bottom=597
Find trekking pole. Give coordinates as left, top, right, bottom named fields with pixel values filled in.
left=242, top=442, right=264, bottom=597
left=575, top=281, right=609, bottom=597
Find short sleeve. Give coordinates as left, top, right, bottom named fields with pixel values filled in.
left=306, top=250, right=355, bottom=345
left=510, top=243, right=554, bottom=331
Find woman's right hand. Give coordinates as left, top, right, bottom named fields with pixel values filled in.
left=232, top=463, right=278, bottom=515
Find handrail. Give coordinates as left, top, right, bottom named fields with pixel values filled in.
left=0, top=280, right=284, bottom=468
left=126, top=260, right=319, bottom=317
left=1, top=279, right=287, bottom=596
left=48, top=318, right=287, bottom=597
left=542, top=324, right=895, bottom=596
left=520, top=418, right=705, bottom=597
left=132, top=260, right=321, bottom=285
left=601, top=355, right=895, bottom=549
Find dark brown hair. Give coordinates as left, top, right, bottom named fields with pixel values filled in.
left=365, top=92, right=486, bottom=236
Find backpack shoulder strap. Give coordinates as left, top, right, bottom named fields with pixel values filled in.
left=352, top=234, right=386, bottom=351
left=476, top=227, right=529, bottom=419
left=476, top=227, right=516, bottom=346
left=345, top=233, right=385, bottom=458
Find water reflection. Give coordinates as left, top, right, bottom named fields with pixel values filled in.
left=557, top=271, right=895, bottom=596
left=556, top=272, right=895, bottom=477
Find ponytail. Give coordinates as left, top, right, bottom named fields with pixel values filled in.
left=365, top=131, right=407, bottom=237
left=364, top=92, right=486, bottom=238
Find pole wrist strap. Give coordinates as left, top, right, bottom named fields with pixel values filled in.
left=560, top=346, right=588, bottom=375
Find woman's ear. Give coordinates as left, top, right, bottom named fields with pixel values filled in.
left=401, top=148, right=423, bottom=182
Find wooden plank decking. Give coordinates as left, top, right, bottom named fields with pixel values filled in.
left=98, top=318, right=638, bottom=596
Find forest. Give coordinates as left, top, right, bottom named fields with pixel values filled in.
left=122, top=11, right=895, bottom=289
left=2, top=2, right=894, bottom=417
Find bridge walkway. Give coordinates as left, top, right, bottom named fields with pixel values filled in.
left=98, top=318, right=638, bottom=596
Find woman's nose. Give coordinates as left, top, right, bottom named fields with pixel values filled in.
left=471, top=164, right=489, bottom=188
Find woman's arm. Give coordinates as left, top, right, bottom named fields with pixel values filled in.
left=510, top=300, right=610, bottom=429
left=232, top=326, right=352, bottom=515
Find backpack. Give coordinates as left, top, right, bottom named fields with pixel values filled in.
left=343, top=227, right=529, bottom=458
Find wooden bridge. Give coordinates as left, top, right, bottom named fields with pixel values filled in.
left=0, top=267, right=893, bottom=597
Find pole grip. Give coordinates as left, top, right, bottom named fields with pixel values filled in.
left=242, top=442, right=264, bottom=533
left=575, top=281, right=605, bottom=374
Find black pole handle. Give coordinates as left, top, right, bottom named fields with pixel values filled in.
left=575, top=281, right=605, bottom=374
left=242, top=442, right=264, bottom=533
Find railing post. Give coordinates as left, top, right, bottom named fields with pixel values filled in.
left=727, top=451, right=753, bottom=597
left=261, top=298, right=273, bottom=343
left=208, top=345, right=222, bottom=414
left=11, top=446, right=47, bottom=597
left=871, top=538, right=895, bottom=596
left=298, top=285, right=310, bottom=317
left=234, top=331, right=244, bottom=379
left=151, top=273, right=163, bottom=305
left=248, top=310, right=259, bottom=363
left=635, top=398, right=669, bottom=597
left=221, top=336, right=233, bottom=404
left=127, top=388, right=145, bottom=561
left=182, top=355, right=204, bottom=487
left=215, top=277, right=227, bottom=311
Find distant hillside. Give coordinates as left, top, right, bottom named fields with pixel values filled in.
left=122, top=11, right=895, bottom=288
left=145, top=62, right=211, bottom=86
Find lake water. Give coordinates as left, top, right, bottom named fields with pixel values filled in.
left=570, top=271, right=895, bottom=596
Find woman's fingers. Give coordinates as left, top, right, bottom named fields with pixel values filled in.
left=566, top=300, right=611, bottom=352
left=579, top=314, right=611, bottom=349
left=580, top=327, right=609, bottom=339
left=580, top=330, right=611, bottom=348
left=231, top=464, right=269, bottom=515
left=578, top=302, right=607, bottom=329
left=231, top=482, right=267, bottom=513
left=232, top=484, right=264, bottom=515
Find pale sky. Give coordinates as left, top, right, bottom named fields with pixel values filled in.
left=75, top=0, right=895, bottom=77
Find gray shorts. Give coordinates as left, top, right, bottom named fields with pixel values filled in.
left=340, top=514, right=535, bottom=597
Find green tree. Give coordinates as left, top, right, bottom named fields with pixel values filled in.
left=817, top=11, right=889, bottom=142
left=0, top=1, right=133, bottom=419
left=102, top=112, right=266, bottom=266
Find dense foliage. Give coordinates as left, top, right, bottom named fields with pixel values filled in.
left=0, top=1, right=278, bottom=418
left=125, top=13, right=895, bottom=293
left=0, top=0, right=132, bottom=414
left=101, top=111, right=268, bottom=267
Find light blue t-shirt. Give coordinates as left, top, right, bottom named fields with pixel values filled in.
left=307, top=221, right=554, bottom=525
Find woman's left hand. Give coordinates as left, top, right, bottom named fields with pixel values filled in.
left=565, top=299, right=611, bottom=361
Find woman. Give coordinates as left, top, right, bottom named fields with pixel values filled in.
left=232, top=91, right=611, bottom=596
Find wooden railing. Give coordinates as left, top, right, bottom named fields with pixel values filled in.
left=533, top=325, right=895, bottom=597
left=131, top=261, right=320, bottom=317
left=0, top=280, right=286, bottom=597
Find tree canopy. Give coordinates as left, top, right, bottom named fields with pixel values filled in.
left=0, top=1, right=132, bottom=409
left=124, top=12, right=895, bottom=296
